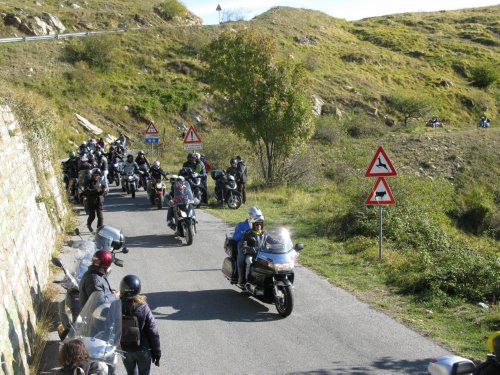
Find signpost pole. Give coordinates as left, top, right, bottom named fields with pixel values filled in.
left=378, top=205, right=383, bottom=260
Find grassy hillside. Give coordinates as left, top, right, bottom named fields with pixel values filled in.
left=0, top=2, right=498, bottom=361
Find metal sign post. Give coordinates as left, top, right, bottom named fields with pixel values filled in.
left=365, top=146, right=396, bottom=260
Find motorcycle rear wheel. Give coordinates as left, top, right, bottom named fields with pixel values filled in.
left=275, top=285, right=294, bottom=317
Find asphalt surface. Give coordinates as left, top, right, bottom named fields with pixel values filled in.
left=43, top=185, right=451, bottom=374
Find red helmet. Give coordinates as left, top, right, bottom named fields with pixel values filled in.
left=92, top=250, right=113, bottom=270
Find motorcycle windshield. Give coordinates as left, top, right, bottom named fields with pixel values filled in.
left=67, top=291, right=122, bottom=366
left=257, top=228, right=294, bottom=254
left=71, top=240, right=97, bottom=281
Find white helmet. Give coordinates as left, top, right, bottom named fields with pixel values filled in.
left=152, top=160, right=160, bottom=169
left=247, top=207, right=264, bottom=224
left=193, top=153, right=201, bottom=159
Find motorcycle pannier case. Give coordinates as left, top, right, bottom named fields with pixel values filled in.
left=224, top=236, right=238, bottom=259
left=222, top=257, right=237, bottom=281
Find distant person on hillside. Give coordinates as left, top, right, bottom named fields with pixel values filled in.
left=477, top=115, right=491, bottom=128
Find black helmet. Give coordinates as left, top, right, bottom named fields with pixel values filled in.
left=138, top=150, right=145, bottom=155
left=127, top=154, right=133, bottom=162
left=230, top=158, right=237, bottom=166
left=120, top=275, right=141, bottom=298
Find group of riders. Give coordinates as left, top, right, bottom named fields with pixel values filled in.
left=425, top=114, right=492, bottom=128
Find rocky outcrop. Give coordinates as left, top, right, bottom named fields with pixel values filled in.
left=2, top=11, right=65, bottom=36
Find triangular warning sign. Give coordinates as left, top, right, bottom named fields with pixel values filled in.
left=216, top=4, right=222, bottom=11
left=183, top=126, right=202, bottom=144
left=365, top=177, right=395, bottom=205
left=145, top=122, right=159, bottom=134
left=365, top=146, right=397, bottom=177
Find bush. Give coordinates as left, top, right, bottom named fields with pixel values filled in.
left=449, top=187, right=494, bottom=235
left=157, top=0, right=188, bottom=20
left=62, top=36, right=115, bottom=71
left=470, top=65, right=499, bottom=88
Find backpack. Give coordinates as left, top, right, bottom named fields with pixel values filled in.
left=121, top=303, right=141, bottom=350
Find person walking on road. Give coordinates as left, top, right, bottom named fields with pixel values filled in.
left=84, top=169, right=107, bottom=233
left=120, top=275, right=161, bottom=375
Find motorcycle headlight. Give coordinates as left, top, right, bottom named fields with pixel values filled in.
left=156, top=183, right=163, bottom=189
left=128, top=176, right=134, bottom=181
left=180, top=210, right=187, bottom=218
left=271, top=262, right=293, bottom=272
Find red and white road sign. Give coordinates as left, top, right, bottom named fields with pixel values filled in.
left=145, top=122, right=159, bottom=135
left=365, top=146, right=397, bottom=177
left=183, top=126, right=202, bottom=144
left=365, top=177, right=395, bottom=205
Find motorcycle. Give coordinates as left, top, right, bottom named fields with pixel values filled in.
left=211, top=169, right=242, bottom=209
left=428, top=332, right=500, bottom=375
left=222, top=228, right=304, bottom=317
left=121, top=170, right=138, bottom=198
left=52, top=227, right=128, bottom=341
left=66, top=291, right=123, bottom=374
left=181, top=167, right=205, bottom=208
left=149, top=178, right=167, bottom=209
left=170, top=201, right=197, bottom=245
left=138, top=164, right=149, bottom=191
left=108, top=159, right=122, bottom=187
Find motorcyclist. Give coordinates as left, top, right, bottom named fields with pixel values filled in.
left=226, top=158, right=238, bottom=178
left=63, top=151, right=79, bottom=198
left=427, top=115, right=440, bottom=128
left=135, top=150, right=150, bottom=189
left=193, top=153, right=208, bottom=203
left=182, top=153, right=197, bottom=171
left=232, top=207, right=264, bottom=286
left=475, top=332, right=500, bottom=374
left=166, top=176, right=195, bottom=230
left=78, top=141, right=88, bottom=157
left=148, top=161, right=168, bottom=195
left=122, top=154, right=141, bottom=184
left=119, top=275, right=161, bottom=374
left=95, top=151, right=109, bottom=189
left=235, top=156, right=247, bottom=204
left=79, top=249, right=117, bottom=309
left=478, top=114, right=491, bottom=128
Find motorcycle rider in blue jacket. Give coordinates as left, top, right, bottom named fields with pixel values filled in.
left=233, top=207, right=264, bottom=286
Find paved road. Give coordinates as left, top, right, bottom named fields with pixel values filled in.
left=46, top=185, right=451, bottom=374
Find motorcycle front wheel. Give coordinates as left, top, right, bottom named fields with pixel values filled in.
left=131, top=185, right=136, bottom=198
left=184, top=222, right=194, bottom=246
left=115, top=177, right=120, bottom=187
left=275, top=285, right=294, bottom=317
left=226, top=192, right=242, bottom=209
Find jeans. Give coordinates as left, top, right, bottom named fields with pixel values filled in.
left=123, top=348, right=152, bottom=375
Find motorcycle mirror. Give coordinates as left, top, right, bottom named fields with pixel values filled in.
left=51, top=257, right=63, bottom=268
left=113, top=258, right=124, bottom=267
left=294, top=243, right=305, bottom=251
left=121, top=247, right=129, bottom=254
left=74, top=228, right=80, bottom=236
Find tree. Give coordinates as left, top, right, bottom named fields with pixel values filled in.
left=388, top=91, right=433, bottom=126
left=203, top=30, right=313, bottom=182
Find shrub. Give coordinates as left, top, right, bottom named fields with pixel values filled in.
left=470, top=65, right=499, bottom=89
left=156, top=0, right=188, bottom=20
left=62, top=36, right=115, bottom=71
left=449, top=187, right=494, bottom=235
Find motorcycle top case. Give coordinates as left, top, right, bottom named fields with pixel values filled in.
left=222, top=257, right=237, bottom=281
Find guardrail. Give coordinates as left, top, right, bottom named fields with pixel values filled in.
left=0, top=29, right=126, bottom=43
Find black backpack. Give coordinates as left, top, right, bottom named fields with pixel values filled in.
left=121, top=303, right=141, bottom=350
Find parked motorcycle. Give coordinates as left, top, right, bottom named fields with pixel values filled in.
left=121, top=170, right=138, bottom=198
left=66, top=291, right=123, bottom=374
left=222, top=228, right=304, bottom=317
left=52, top=226, right=128, bottom=340
left=149, top=178, right=167, bottom=209
left=211, top=169, right=242, bottom=209
left=428, top=332, right=500, bottom=375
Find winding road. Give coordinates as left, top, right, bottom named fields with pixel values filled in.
left=63, top=184, right=450, bottom=374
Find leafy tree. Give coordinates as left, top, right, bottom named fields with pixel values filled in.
left=388, top=91, right=433, bottom=126
left=203, top=30, right=313, bottom=182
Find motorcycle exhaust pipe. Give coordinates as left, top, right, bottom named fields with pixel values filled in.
left=245, top=283, right=264, bottom=296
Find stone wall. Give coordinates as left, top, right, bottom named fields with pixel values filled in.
left=0, top=105, right=66, bottom=374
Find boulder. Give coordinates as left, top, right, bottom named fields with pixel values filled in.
left=312, top=95, right=325, bottom=117
left=42, top=12, right=66, bottom=33
left=75, top=114, right=103, bottom=135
